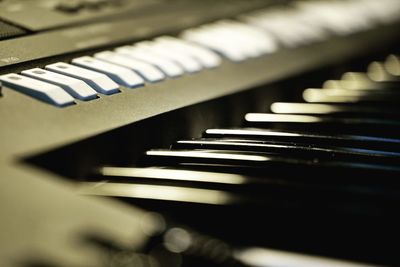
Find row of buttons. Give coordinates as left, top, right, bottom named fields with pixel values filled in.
left=0, top=36, right=222, bottom=107
left=241, top=0, right=400, bottom=47
left=1, top=0, right=399, bottom=107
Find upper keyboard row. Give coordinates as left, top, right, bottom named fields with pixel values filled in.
left=1, top=0, right=399, bottom=107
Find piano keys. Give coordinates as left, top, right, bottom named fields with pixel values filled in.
left=78, top=54, right=400, bottom=266
left=2, top=0, right=400, bottom=266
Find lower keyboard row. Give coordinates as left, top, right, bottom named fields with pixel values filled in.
left=77, top=54, right=400, bottom=266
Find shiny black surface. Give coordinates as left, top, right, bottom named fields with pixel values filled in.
left=79, top=52, right=400, bottom=266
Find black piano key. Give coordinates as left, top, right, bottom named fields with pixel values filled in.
left=172, top=139, right=400, bottom=165
left=270, top=102, right=400, bottom=119
left=79, top=180, right=384, bottom=210
left=178, top=137, right=400, bottom=155
left=140, top=149, right=400, bottom=181
left=77, top=178, right=400, bottom=267
left=79, top=180, right=241, bottom=205
left=244, top=113, right=400, bottom=137
left=92, top=165, right=397, bottom=205
left=204, top=128, right=400, bottom=152
left=90, top=166, right=306, bottom=192
left=82, top=166, right=400, bottom=218
left=93, top=165, right=400, bottom=194
left=94, top=166, right=262, bottom=186
left=84, top=165, right=399, bottom=207
left=91, top=166, right=296, bottom=197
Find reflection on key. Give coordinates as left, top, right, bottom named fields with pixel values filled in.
left=46, top=62, right=119, bottom=95
left=244, top=113, right=400, bottom=138
left=204, top=128, right=400, bottom=152
left=72, top=56, right=144, bottom=88
left=173, top=139, right=400, bottom=165
left=270, top=102, right=400, bottom=119
left=95, top=51, right=165, bottom=83
left=22, top=68, right=97, bottom=101
left=143, top=149, right=400, bottom=177
left=0, top=74, right=74, bottom=107
left=98, top=166, right=248, bottom=185
left=303, top=88, right=400, bottom=103
left=115, top=46, right=184, bottom=77
left=236, top=247, right=375, bottom=267
left=79, top=181, right=234, bottom=205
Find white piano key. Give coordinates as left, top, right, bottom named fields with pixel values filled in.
left=21, top=68, right=98, bottom=101
left=0, top=73, right=74, bottom=107
left=72, top=56, right=144, bottom=88
left=94, top=51, right=165, bottom=83
left=115, top=46, right=184, bottom=77
left=46, top=62, right=119, bottom=95
left=135, top=41, right=203, bottom=73
left=155, top=36, right=222, bottom=68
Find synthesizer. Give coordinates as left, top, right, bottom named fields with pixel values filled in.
left=1, top=0, right=400, bottom=266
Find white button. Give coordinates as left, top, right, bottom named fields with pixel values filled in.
left=242, top=11, right=311, bottom=47
left=0, top=73, right=74, bottom=107
left=46, top=62, right=119, bottom=95
left=115, top=46, right=184, bottom=77
left=181, top=28, right=247, bottom=62
left=214, top=20, right=277, bottom=56
left=155, top=36, right=222, bottom=68
left=135, top=41, right=203, bottom=73
left=72, top=56, right=144, bottom=88
left=212, top=24, right=258, bottom=58
left=94, top=51, right=165, bottom=83
left=21, top=68, right=98, bottom=101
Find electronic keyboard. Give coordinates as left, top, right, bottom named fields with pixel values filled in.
left=1, top=0, right=400, bottom=266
